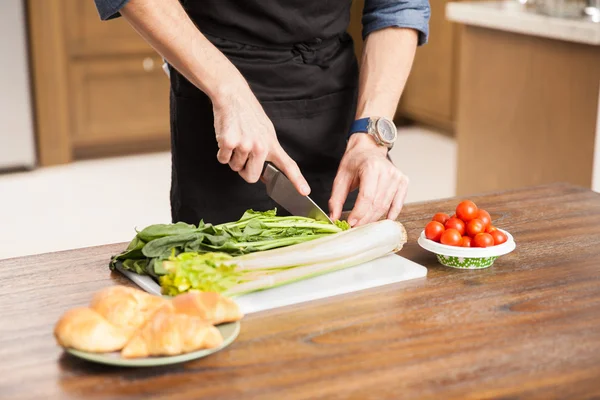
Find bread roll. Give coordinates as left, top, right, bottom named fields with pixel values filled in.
left=121, top=304, right=224, bottom=359
left=54, top=307, right=129, bottom=353
left=90, top=285, right=169, bottom=337
left=171, top=291, right=244, bottom=325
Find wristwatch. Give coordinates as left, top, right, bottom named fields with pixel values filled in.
left=348, top=116, right=397, bottom=149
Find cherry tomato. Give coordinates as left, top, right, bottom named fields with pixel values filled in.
left=456, top=200, right=479, bottom=222
left=476, top=209, right=492, bottom=229
left=473, top=232, right=494, bottom=248
left=441, top=229, right=462, bottom=246
left=444, top=217, right=466, bottom=236
left=466, top=219, right=486, bottom=237
left=425, top=221, right=445, bottom=242
left=486, top=225, right=498, bottom=234
left=432, top=213, right=450, bottom=225
left=490, top=229, right=508, bottom=245
left=460, top=236, right=472, bottom=247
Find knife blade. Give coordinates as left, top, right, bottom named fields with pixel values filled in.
left=260, top=163, right=334, bottom=224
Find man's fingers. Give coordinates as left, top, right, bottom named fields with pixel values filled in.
left=347, top=169, right=378, bottom=227
left=358, top=171, right=396, bottom=225
left=229, top=141, right=252, bottom=172
left=387, top=175, right=409, bottom=221
left=217, top=147, right=233, bottom=164
left=216, top=134, right=236, bottom=164
left=240, top=146, right=267, bottom=183
left=270, top=146, right=310, bottom=196
left=328, top=167, right=353, bottom=221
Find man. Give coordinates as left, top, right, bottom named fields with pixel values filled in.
left=93, top=0, right=430, bottom=227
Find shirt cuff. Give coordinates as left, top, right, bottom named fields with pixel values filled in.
left=362, top=2, right=431, bottom=46
left=94, top=0, right=131, bottom=21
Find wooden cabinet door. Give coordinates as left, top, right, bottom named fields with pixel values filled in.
left=69, top=55, right=170, bottom=155
left=63, top=0, right=154, bottom=57
left=398, top=0, right=457, bottom=131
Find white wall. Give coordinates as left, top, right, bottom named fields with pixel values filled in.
left=0, top=0, right=36, bottom=170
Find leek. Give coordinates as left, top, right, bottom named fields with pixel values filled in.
left=157, top=219, right=408, bottom=296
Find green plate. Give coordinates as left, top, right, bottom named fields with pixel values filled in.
left=64, top=321, right=240, bottom=367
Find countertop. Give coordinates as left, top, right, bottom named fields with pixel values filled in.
left=447, top=0, right=600, bottom=45
left=2, top=183, right=600, bottom=399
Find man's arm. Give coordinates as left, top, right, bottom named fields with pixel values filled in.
left=92, top=0, right=311, bottom=194
left=329, top=0, right=430, bottom=227
left=356, top=0, right=429, bottom=120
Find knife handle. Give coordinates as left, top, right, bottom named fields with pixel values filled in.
left=260, top=162, right=279, bottom=185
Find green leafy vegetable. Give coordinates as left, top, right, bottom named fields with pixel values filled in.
left=137, top=221, right=197, bottom=242
left=110, top=208, right=350, bottom=279
left=159, top=252, right=242, bottom=296
left=334, top=220, right=351, bottom=230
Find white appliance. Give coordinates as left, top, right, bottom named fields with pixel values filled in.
left=0, top=0, right=36, bottom=170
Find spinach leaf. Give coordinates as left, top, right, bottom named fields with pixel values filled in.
left=137, top=221, right=196, bottom=242
left=141, top=232, right=204, bottom=258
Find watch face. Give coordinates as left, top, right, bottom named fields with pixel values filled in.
left=376, top=118, right=396, bottom=143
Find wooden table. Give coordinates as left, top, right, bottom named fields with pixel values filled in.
left=2, top=183, right=600, bottom=399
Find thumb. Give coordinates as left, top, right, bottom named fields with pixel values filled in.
left=269, top=146, right=311, bottom=196
left=328, top=167, right=353, bottom=221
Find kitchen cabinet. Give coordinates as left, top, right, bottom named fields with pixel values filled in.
left=447, top=1, right=600, bottom=195
left=397, top=0, right=459, bottom=132
left=68, top=56, right=169, bottom=159
left=28, top=0, right=170, bottom=166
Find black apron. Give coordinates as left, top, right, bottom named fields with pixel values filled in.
left=169, top=0, right=359, bottom=225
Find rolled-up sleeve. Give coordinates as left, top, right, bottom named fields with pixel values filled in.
left=93, top=0, right=130, bottom=20
left=362, top=0, right=431, bottom=46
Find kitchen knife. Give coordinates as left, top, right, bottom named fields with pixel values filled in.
left=260, top=163, right=334, bottom=224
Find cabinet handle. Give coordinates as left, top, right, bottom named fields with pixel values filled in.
left=142, top=57, right=155, bottom=72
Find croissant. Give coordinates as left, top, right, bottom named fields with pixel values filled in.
left=89, top=285, right=169, bottom=337
left=53, top=307, right=130, bottom=353
left=121, top=304, right=224, bottom=359
left=170, top=291, right=244, bottom=325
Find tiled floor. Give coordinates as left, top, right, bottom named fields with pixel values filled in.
left=0, top=125, right=456, bottom=260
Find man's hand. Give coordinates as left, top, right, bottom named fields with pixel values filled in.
left=329, top=26, right=418, bottom=227
left=329, top=133, right=408, bottom=227
left=212, top=85, right=310, bottom=196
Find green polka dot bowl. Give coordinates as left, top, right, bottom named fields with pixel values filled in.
left=417, top=229, right=516, bottom=269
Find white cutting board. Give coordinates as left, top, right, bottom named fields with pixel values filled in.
left=117, top=254, right=427, bottom=315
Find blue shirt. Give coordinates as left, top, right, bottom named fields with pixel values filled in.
left=93, top=0, right=430, bottom=46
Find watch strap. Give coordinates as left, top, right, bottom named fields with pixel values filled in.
left=348, top=117, right=370, bottom=139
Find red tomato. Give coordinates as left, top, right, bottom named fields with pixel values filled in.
left=466, top=219, right=486, bottom=237
left=456, top=200, right=479, bottom=222
left=490, top=229, right=508, bottom=245
left=425, top=221, right=445, bottom=242
left=444, top=217, right=466, bottom=236
left=460, top=236, right=472, bottom=247
left=486, top=225, right=498, bottom=234
left=473, top=233, right=494, bottom=248
left=432, top=213, right=450, bottom=225
left=476, top=209, right=492, bottom=229
left=441, top=229, right=462, bottom=246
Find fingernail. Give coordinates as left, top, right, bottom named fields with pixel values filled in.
left=301, top=185, right=310, bottom=195
left=348, top=218, right=357, bottom=226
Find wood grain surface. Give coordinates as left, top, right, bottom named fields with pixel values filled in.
left=1, top=183, right=600, bottom=399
